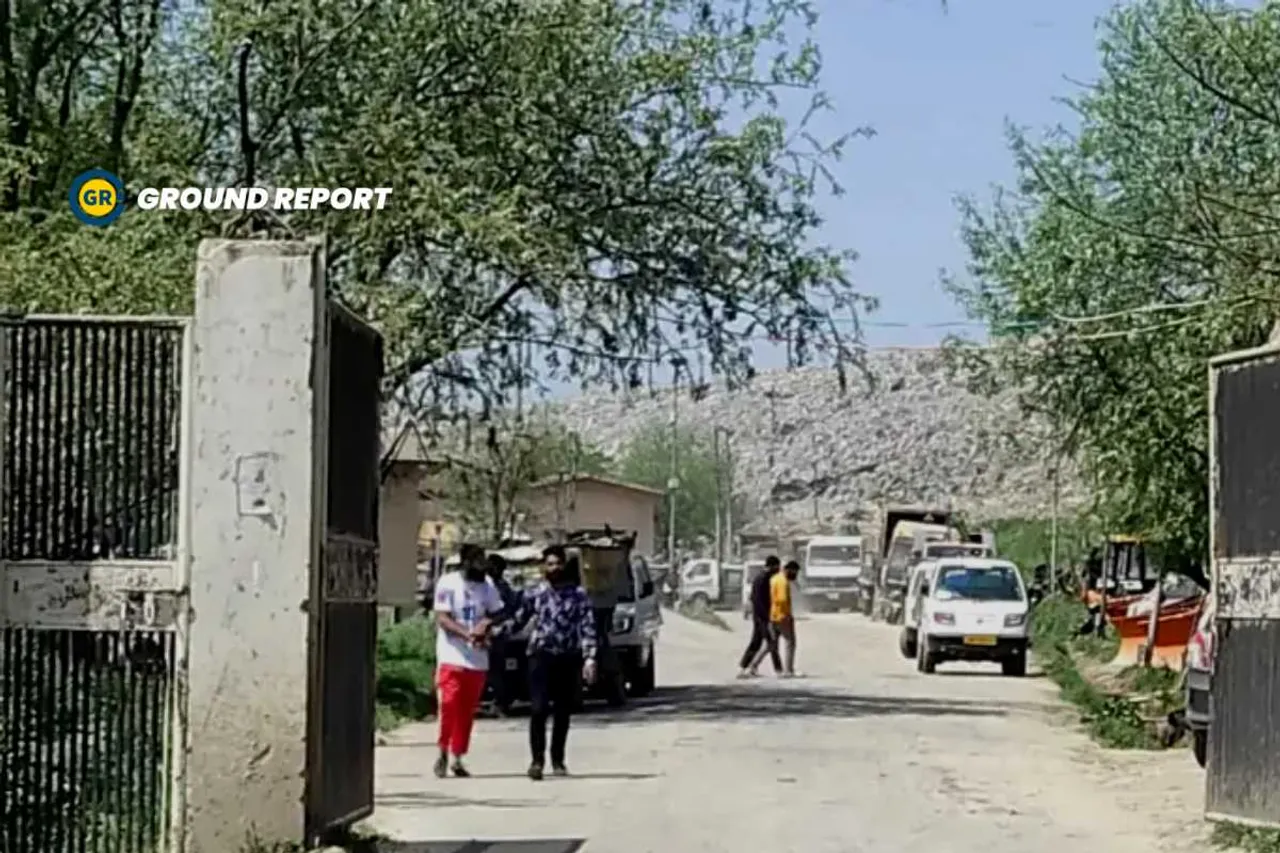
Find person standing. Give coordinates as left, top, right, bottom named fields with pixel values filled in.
left=770, top=560, right=800, bottom=676
left=432, top=543, right=506, bottom=778
left=502, top=544, right=598, bottom=780
left=485, top=553, right=521, bottom=715
left=738, top=556, right=783, bottom=678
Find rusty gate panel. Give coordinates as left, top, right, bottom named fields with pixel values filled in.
left=306, top=300, right=382, bottom=844
left=0, top=317, right=189, bottom=853
left=1208, top=347, right=1280, bottom=826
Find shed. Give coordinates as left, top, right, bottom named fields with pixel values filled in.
left=517, top=473, right=663, bottom=557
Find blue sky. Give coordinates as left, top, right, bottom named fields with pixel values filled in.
left=748, top=0, right=1120, bottom=366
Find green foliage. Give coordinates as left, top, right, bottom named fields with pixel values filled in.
left=375, top=616, right=438, bottom=730
left=616, top=421, right=738, bottom=552
left=1212, top=822, right=1280, bottom=853
left=1032, top=595, right=1156, bottom=749
left=986, top=516, right=1101, bottom=576
left=0, top=0, right=869, bottom=411
left=947, top=0, right=1280, bottom=571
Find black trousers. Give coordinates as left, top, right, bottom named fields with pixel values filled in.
left=528, top=650, right=582, bottom=766
left=739, top=616, right=782, bottom=671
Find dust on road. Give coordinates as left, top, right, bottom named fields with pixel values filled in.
left=371, top=612, right=1208, bottom=853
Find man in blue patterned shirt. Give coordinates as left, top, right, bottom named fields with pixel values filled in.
left=501, top=544, right=598, bottom=780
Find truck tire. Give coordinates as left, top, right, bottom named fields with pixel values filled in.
left=917, top=638, right=937, bottom=674
left=687, top=592, right=711, bottom=611
left=899, top=628, right=917, bottom=659
left=1002, top=654, right=1027, bottom=677
left=629, top=646, right=656, bottom=697
left=1193, top=730, right=1208, bottom=768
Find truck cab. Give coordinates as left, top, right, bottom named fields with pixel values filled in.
left=678, top=558, right=745, bottom=611
left=800, top=535, right=866, bottom=612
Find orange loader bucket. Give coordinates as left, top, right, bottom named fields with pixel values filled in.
left=1108, top=596, right=1202, bottom=669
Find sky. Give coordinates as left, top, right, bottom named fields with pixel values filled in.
left=745, top=0, right=1121, bottom=369
left=531, top=0, right=1125, bottom=398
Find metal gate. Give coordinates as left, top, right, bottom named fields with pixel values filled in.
left=0, top=316, right=190, bottom=853
left=305, top=300, right=383, bottom=844
left=1207, top=343, right=1280, bottom=826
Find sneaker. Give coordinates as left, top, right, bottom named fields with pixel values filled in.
left=527, top=762, right=544, bottom=781
left=551, top=763, right=569, bottom=777
left=433, top=753, right=448, bottom=778
left=450, top=760, right=470, bottom=778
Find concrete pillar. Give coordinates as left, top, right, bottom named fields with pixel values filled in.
left=185, top=239, right=326, bottom=851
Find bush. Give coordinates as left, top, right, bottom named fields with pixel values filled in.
left=1031, top=595, right=1156, bottom=749
left=376, top=616, right=438, bottom=730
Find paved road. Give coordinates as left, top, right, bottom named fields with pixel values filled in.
left=370, top=612, right=1208, bottom=853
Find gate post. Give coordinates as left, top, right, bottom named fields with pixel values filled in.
left=185, top=240, right=329, bottom=851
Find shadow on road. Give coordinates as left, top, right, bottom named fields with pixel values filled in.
left=350, top=839, right=586, bottom=853
left=571, top=682, right=1012, bottom=726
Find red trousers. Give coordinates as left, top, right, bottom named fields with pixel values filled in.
left=436, top=664, right=488, bottom=756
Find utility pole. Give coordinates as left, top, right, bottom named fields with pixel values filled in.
left=667, top=364, right=680, bottom=565
left=812, top=462, right=821, bottom=528
left=722, top=427, right=734, bottom=562
left=765, top=389, right=779, bottom=539
left=1049, top=463, right=1060, bottom=591
left=713, top=425, right=723, bottom=563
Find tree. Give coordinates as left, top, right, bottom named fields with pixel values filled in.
left=438, top=417, right=611, bottom=542
left=616, top=422, right=739, bottom=553
left=946, top=0, right=1280, bottom=570
left=1, top=0, right=871, bottom=412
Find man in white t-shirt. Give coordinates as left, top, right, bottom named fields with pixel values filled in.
left=433, top=543, right=506, bottom=778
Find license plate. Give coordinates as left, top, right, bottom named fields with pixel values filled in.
left=505, top=659, right=519, bottom=670
left=963, top=635, right=997, bottom=646
left=825, top=592, right=841, bottom=600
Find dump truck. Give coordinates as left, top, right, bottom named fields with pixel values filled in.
left=868, top=508, right=957, bottom=624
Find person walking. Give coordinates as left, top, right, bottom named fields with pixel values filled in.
left=485, top=553, right=521, bottom=715
left=501, top=544, right=598, bottom=780
left=738, top=556, right=783, bottom=678
left=770, top=560, right=800, bottom=676
left=432, top=543, right=506, bottom=778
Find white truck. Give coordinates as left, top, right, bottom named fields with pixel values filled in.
left=799, top=535, right=867, bottom=612
left=678, top=558, right=746, bottom=611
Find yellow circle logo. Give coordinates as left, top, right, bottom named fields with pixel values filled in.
left=68, top=169, right=125, bottom=226
left=78, top=178, right=117, bottom=217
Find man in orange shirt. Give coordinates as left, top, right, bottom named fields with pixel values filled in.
left=769, top=560, right=800, bottom=676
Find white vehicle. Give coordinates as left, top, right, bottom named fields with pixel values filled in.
left=679, top=558, right=746, bottom=610
left=800, top=535, right=866, bottom=612
left=898, top=557, right=1030, bottom=677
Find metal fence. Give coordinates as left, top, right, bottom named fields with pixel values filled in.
left=305, top=301, right=383, bottom=843
left=0, top=317, right=187, bottom=853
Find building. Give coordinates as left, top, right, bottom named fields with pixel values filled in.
left=517, top=473, right=664, bottom=556
left=379, top=419, right=453, bottom=609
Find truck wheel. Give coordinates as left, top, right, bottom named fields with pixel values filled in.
left=629, top=646, right=655, bottom=697
left=899, top=629, right=917, bottom=659
left=687, top=592, right=711, bottom=611
left=605, top=669, right=628, bottom=707
left=1193, top=730, right=1208, bottom=768
left=1002, top=654, right=1027, bottom=677
left=917, top=638, right=937, bottom=674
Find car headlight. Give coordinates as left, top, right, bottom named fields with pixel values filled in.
left=932, top=612, right=954, bottom=625
left=612, top=614, right=634, bottom=633
left=1004, top=613, right=1026, bottom=627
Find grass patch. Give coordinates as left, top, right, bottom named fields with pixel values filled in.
left=375, top=615, right=437, bottom=731
left=676, top=599, right=731, bottom=630
left=1031, top=595, right=1164, bottom=749
left=1212, top=822, right=1280, bottom=853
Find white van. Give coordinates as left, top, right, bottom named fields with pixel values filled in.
left=899, top=557, right=1030, bottom=677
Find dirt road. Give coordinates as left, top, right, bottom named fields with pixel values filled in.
left=370, top=612, right=1208, bottom=853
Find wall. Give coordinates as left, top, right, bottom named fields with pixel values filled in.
left=185, top=240, right=322, bottom=850
left=520, top=480, right=660, bottom=555
left=378, top=464, right=421, bottom=607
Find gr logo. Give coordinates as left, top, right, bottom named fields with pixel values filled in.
left=68, top=169, right=126, bottom=227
